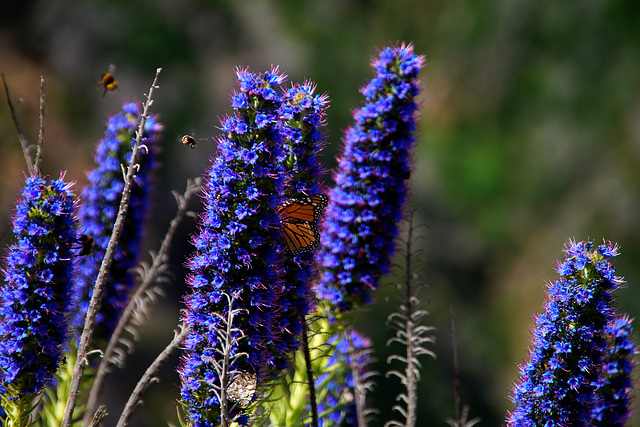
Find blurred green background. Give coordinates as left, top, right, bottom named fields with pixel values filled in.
left=1, top=0, right=640, bottom=425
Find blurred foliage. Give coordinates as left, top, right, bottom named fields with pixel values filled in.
left=1, top=0, right=640, bottom=425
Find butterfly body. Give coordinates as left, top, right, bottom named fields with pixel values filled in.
left=278, top=195, right=327, bottom=255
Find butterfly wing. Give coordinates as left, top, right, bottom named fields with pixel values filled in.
left=281, top=220, right=320, bottom=255
left=278, top=195, right=328, bottom=224
left=278, top=194, right=327, bottom=255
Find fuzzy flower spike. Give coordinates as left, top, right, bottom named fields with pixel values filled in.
left=317, top=43, right=425, bottom=314
left=0, top=175, right=78, bottom=423
left=179, top=67, right=296, bottom=426
left=594, top=314, right=636, bottom=424
left=315, top=329, right=375, bottom=426
left=507, top=239, right=636, bottom=426
left=72, top=102, right=162, bottom=346
left=276, top=81, right=329, bottom=339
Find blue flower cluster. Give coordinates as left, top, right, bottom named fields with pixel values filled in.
left=0, top=43, right=636, bottom=427
left=72, top=102, right=162, bottom=345
left=317, top=43, right=425, bottom=313
left=593, top=315, right=636, bottom=424
left=507, top=239, right=634, bottom=426
left=180, top=67, right=303, bottom=425
left=279, top=81, right=328, bottom=196
left=315, top=329, right=373, bottom=426
left=0, top=176, right=78, bottom=398
left=277, top=81, right=328, bottom=341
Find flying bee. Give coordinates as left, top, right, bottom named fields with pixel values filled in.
left=99, top=64, right=118, bottom=97
left=181, top=135, right=197, bottom=149
left=78, top=234, right=95, bottom=256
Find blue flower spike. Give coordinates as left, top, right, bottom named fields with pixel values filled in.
left=276, top=80, right=329, bottom=342
left=507, top=239, right=635, bottom=426
left=72, top=102, right=162, bottom=346
left=315, top=329, right=375, bottom=426
left=0, top=175, right=78, bottom=424
left=317, top=43, right=425, bottom=314
left=179, top=67, right=297, bottom=426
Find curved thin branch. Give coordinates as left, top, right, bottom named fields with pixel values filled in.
left=35, top=76, right=45, bottom=174
left=2, top=73, right=34, bottom=176
left=61, top=68, right=163, bottom=427
left=301, top=319, right=319, bottom=427
left=82, top=177, right=201, bottom=423
left=116, top=325, right=189, bottom=427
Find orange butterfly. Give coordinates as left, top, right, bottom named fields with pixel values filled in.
left=278, top=195, right=328, bottom=255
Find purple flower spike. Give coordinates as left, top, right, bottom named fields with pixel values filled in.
left=0, top=175, right=78, bottom=398
left=315, top=329, right=374, bottom=426
left=72, top=102, right=162, bottom=346
left=507, top=239, right=634, bottom=426
left=276, top=80, right=329, bottom=343
left=592, top=315, right=636, bottom=424
left=317, top=43, right=425, bottom=313
left=179, top=67, right=294, bottom=426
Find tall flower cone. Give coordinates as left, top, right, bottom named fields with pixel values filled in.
left=0, top=175, right=79, bottom=425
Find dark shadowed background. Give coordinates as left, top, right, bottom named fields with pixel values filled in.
left=1, top=0, right=640, bottom=425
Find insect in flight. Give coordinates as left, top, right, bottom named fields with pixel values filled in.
left=78, top=234, right=95, bottom=256
left=181, top=135, right=197, bottom=149
left=277, top=194, right=328, bottom=255
left=99, top=65, right=118, bottom=97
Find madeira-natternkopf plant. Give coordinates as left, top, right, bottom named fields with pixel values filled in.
left=0, top=42, right=635, bottom=427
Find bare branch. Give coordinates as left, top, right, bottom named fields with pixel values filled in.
left=83, top=177, right=201, bottom=423
left=444, top=310, right=480, bottom=427
left=384, top=210, right=435, bottom=427
left=35, top=76, right=45, bottom=174
left=115, top=325, right=190, bottom=427
left=61, top=68, right=163, bottom=427
left=302, top=319, right=319, bottom=427
left=2, top=73, right=34, bottom=176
